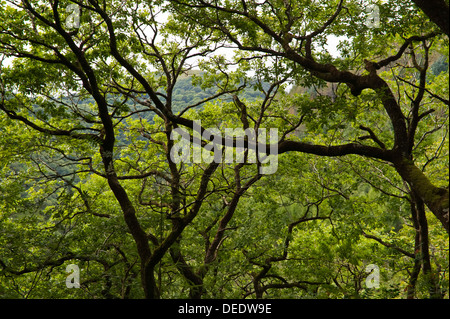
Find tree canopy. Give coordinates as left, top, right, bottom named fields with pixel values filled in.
left=0, top=0, right=448, bottom=299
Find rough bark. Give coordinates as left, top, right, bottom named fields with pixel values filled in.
left=411, top=0, right=450, bottom=36
left=407, top=199, right=422, bottom=299
left=103, top=165, right=155, bottom=298
left=394, top=158, right=449, bottom=233
left=410, top=191, right=443, bottom=298
left=170, top=242, right=204, bottom=299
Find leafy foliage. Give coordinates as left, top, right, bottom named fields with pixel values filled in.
left=0, top=0, right=448, bottom=299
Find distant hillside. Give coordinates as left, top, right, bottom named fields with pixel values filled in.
left=171, top=71, right=266, bottom=113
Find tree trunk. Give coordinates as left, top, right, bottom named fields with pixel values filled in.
left=101, top=149, right=155, bottom=298
left=412, top=192, right=443, bottom=299
left=394, top=157, right=449, bottom=233
left=411, top=0, right=449, bottom=36
left=170, top=243, right=204, bottom=299
left=142, top=262, right=160, bottom=299
left=407, top=193, right=422, bottom=299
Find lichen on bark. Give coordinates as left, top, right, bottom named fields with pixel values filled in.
left=395, top=157, right=449, bottom=232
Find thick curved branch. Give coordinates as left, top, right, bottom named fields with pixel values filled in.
left=0, top=103, right=102, bottom=143
left=277, top=140, right=392, bottom=161
left=0, top=253, right=113, bottom=276
left=411, top=0, right=449, bottom=36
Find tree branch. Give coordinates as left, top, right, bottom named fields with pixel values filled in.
left=411, top=0, right=449, bottom=36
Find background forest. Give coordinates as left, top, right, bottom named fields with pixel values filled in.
left=0, top=0, right=448, bottom=299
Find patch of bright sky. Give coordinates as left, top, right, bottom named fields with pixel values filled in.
left=326, top=35, right=347, bottom=58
